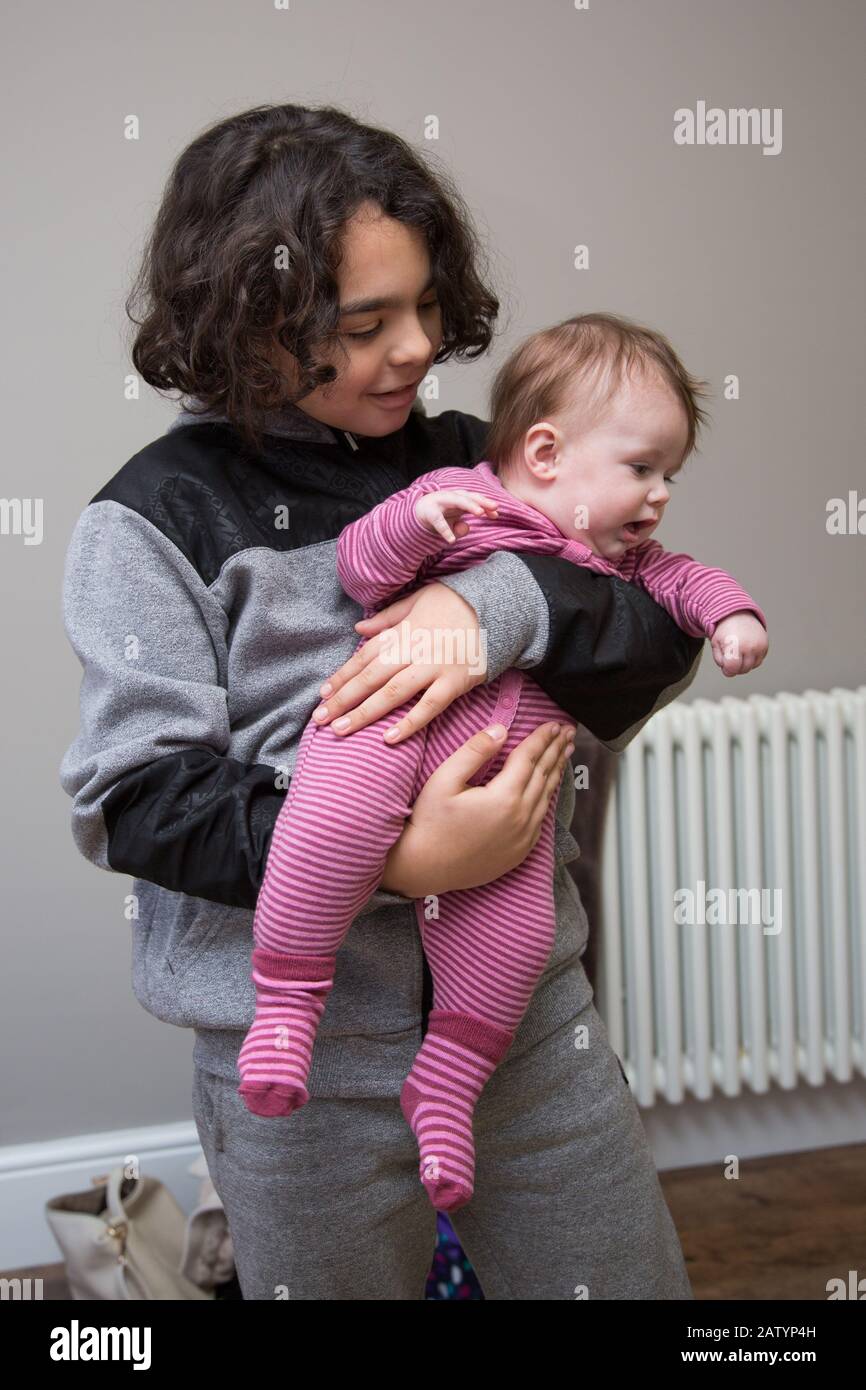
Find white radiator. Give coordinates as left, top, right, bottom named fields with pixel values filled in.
left=597, top=686, right=866, bottom=1107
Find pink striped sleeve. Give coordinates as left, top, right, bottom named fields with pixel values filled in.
left=627, top=541, right=768, bottom=638
left=335, top=467, right=479, bottom=611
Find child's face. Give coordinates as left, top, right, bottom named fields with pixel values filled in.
left=270, top=200, right=442, bottom=437
left=508, top=367, right=689, bottom=561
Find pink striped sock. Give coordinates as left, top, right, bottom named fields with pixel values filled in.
left=237, top=947, right=336, bottom=1117
left=399, top=1010, right=514, bottom=1212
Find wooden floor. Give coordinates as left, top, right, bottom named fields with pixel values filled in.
left=662, top=1141, right=866, bottom=1300
left=7, top=1143, right=864, bottom=1300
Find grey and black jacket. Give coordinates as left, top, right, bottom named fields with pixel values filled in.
left=59, top=396, right=702, bottom=1095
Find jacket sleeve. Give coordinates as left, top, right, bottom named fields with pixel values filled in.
left=441, top=550, right=704, bottom=749
left=59, top=501, right=286, bottom=910
left=431, top=410, right=706, bottom=750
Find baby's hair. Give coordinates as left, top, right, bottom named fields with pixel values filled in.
left=125, top=102, right=500, bottom=453
left=487, top=311, right=713, bottom=478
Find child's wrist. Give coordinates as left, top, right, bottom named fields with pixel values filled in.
left=382, top=825, right=446, bottom=899
left=381, top=835, right=418, bottom=898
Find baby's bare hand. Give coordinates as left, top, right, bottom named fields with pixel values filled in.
left=414, top=489, right=499, bottom=544
left=711, top=612, right=769, bottom=676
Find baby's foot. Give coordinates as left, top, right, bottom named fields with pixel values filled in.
left=399, top=1011, right=513, bottom=1211
left=237, top=949, right=335, bottom=1117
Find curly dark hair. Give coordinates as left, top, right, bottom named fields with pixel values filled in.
left=125, top=102, right=502, bottom=453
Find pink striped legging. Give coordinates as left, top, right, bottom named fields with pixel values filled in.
left=236, top=659, right=574, bottom=1207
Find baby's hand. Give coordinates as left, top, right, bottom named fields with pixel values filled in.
left=711, top=612, right=769, bottom=676
left=414, top=489, right=499, bottom=544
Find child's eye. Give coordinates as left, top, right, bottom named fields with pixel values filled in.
left=665, top=476, right=678, bottom=487
left=346, top=299, right=439, bottom=341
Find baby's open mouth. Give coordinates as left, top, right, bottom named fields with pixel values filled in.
left=622, top=519, right=655, bottom=538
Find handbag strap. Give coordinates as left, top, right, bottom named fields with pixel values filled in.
left=103, top=1167, right=155, bottom=1300
left=106, top=1166, right=134, bottom=1226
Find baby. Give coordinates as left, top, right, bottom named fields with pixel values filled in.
left=237, top=311, right=769, bottom=1212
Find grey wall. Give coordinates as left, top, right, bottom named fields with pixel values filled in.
left=2, top=0, right=863, bottom=1144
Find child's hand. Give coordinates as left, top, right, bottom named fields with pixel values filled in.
left=313, top=581, right=490, bottom=743
left=414, top=489, right=499, bottom=544
left=711, top=612, right=769, bottom=676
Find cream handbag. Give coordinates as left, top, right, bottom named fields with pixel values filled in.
left=45, top=1164, right=217, bottom=1300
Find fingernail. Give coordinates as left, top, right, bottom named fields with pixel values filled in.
left=333, top=716, right=350, bottom=730
left=313, top=706, right=328, bottom=720
left=384, top=727, right=401, bottom=741
left=485, top=724, right=507, bottom=738
left=320, top=682, right=332, bottom=696
left=550, top=723, right=561, bottom=734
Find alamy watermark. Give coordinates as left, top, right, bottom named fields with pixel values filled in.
left=674, top=879, right=782, bottom=935
left=378, top=619, right=488, bottom=677
left=674, top=101, right=782, bottom=156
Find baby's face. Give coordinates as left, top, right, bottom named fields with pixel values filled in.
left=514, top=369, right=690, bottom=561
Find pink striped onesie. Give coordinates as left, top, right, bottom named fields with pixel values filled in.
left=237, top=460, right=767, bottom=1211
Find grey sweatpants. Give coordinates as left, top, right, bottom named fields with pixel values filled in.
left=191, top=995, right=694, bottom=1301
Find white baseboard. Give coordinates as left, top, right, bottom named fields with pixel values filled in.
left=0, top=1122, right=205, bottom=1272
